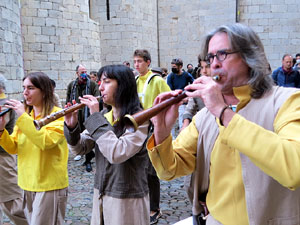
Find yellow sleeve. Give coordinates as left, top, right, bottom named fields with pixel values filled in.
left=147, top=118, right=198, bottom=181
left=221, top=92, right=300, bottom=190
left=17, top=112, right=65, bottom=151
left=0, top=128, right=19, bottom=154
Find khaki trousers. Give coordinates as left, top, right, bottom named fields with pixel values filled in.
left=23, top=188, right=68, bottom=225
left=0, top=197, right=28, bottom=225
left=91, top=188, right=150, bottom=225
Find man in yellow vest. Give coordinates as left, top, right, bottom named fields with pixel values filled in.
left=147, top=24, right=300, bottom=225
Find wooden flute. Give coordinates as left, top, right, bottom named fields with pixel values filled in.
left=124, top=75, right=220, bottom=132
left=34, top=96, right=101, bottom=130
left=124, top=91, right=189, bottom=132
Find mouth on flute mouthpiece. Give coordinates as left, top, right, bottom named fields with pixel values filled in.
left=212, top=75, right=221, bottom=81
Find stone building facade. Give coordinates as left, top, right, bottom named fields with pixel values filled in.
left=0, top=1, right=24, bottom=99
left=21, top=0, right=101, bottom=98
left=1, top=0, right=300, bottom=98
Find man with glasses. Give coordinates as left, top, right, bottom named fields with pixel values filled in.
left=147, top=24, right=300, bottom=225
left=66, top=64, right=100, bottom=172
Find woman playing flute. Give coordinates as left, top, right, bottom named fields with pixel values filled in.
left=0, top=72, right=68, bottom=225
left=64, top=65, right=150, bottom=225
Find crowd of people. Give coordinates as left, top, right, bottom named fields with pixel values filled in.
left=1, top=23, right=300, bottom=225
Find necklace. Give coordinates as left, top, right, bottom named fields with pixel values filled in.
left=229, top=104, right=237, bottom=112
left=222, top=94, right=238, bottom=112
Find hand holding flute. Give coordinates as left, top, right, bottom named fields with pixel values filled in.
left=78, top=95, right=101, bottom=115
left=145, top=75, right=227, bottom=144
left=185, top=75, right=226, bottom=118
left=124, top=75, right=223, bottom=129
left=64, top=95, right=100, bottom=129
left=35, top=95, right=101, bottom=130
left=0, top=100, right=24, bottom=133
left=149, top=90, right=184, bottom=145
left=64, top=100, right=79, bottom=129
left=1, top=99, right=25, bottom=117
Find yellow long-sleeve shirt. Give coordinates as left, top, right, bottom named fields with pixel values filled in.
left=136, top=70, right=170, bottom=109
left=147, top=86, right=300, bottom=225
left=0, top=107, right=69, bottom=192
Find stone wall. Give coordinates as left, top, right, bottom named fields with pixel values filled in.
left=239, top=0, right=300, bottom=70
left=1, top=0, right=300, bottom=98
left=91, top=0, right=159, bottom=67
left=0, top=0, right=24, bottom=99
left=20, top=0, right=101, bottom=98
left=158, top=0, right=236, bottom=70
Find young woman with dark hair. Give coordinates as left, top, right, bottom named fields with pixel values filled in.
left=0, top=72, right=69, bottom=225
left=64, top=64, right=150, bottom=225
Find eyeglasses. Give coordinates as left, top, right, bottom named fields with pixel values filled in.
left=205, top=50, right=239, bottom=64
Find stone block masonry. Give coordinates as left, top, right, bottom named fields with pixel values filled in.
left=1, top=0, right=300, bottom=98
left=0, top=0, right=24, bottom=97
left=239, top=0, right=300, bottom=70
left=157, top=0, right=236, bottom=69
left=20, top=0, right=101, bottom=99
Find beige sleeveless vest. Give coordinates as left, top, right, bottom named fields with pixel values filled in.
left=191, top=86, right=300, bottom=225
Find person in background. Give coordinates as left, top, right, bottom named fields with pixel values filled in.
left=123, top=60, right=131, bottom=68
left=167, top=58, right=194, bottom=137
left=187, top=63, right=194, bottom=75
left=64, top=65, right=150, bottom=225
left=0, top=75, right=28, bottom=225
left=50, top=79, right=62, bottom=108
left=66, top=64, right=99, bottom=172
left=89, top=71, right=98, bottom=83
left=123, top=60, right=139, bottom=77
left=147, top=23, right=300, bottom=225
left=293, top=53, right=300, bottom=72
left=180, top=56, right=210, bottom=132
left=167, top=58, right=194, bottom=91
left=0, top=72, right=68, bottom=225
left=272, top=54, right=300, bottom=88
left=134, top=49, right=170, bottom=224
left=161, top=68, right=168, bottom=80
left=151, top=67, right=163, bottom=77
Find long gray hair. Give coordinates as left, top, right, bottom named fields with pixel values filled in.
left=202, top=23, right=273, bottom=99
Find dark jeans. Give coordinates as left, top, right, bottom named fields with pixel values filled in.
left=148, top=173, right=160, bottom=212
left=85, top=150, right=95, bottom=164
left=193, top=214, right=206, bottom=225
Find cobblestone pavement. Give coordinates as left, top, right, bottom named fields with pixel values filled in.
left=3, top=155, right=192, bottom=225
